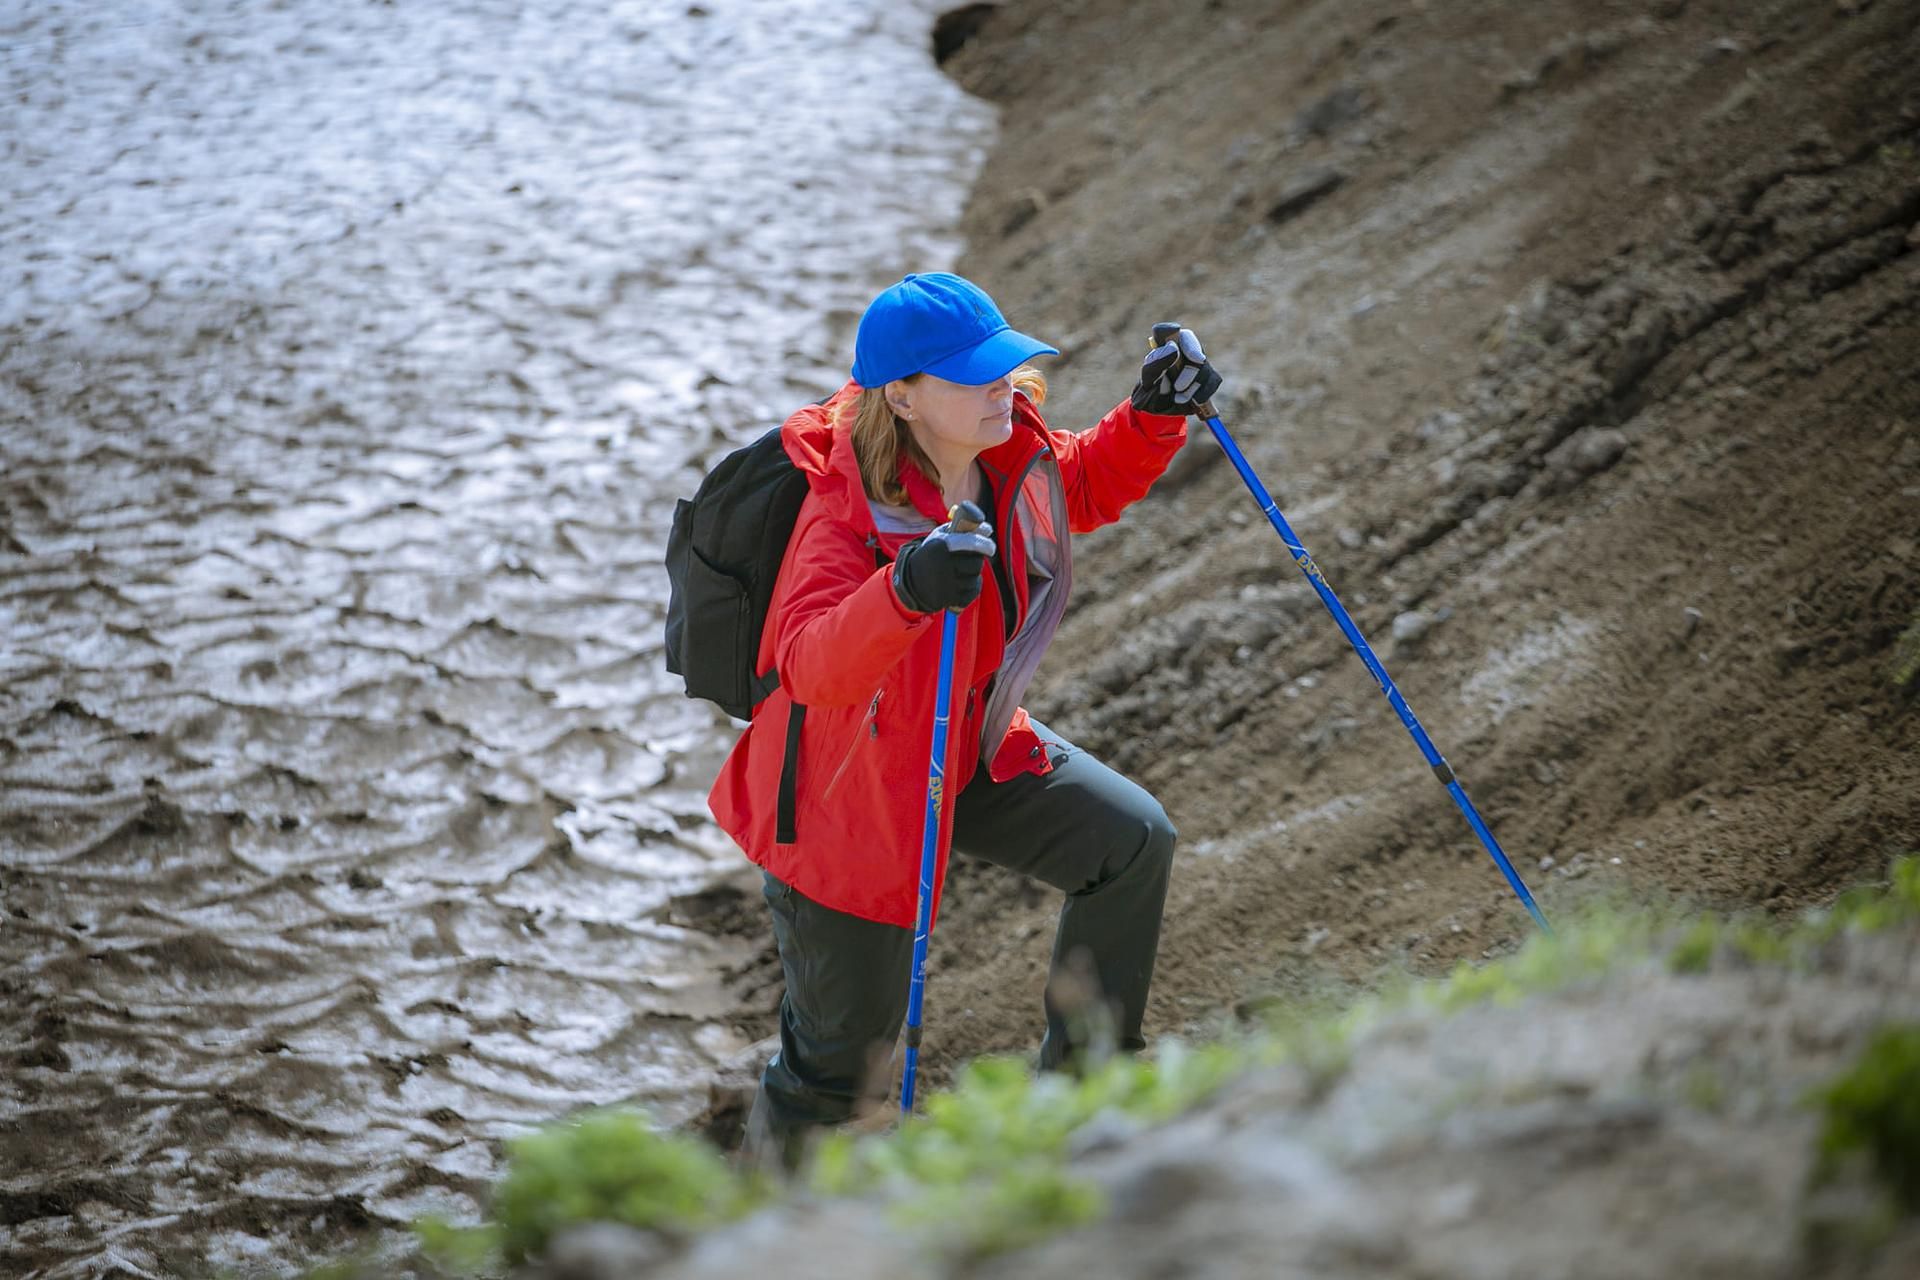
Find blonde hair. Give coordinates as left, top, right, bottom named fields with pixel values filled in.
left=841, top=366, right=1049, bottom=506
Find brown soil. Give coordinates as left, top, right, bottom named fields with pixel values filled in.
left=885, top=0, right=1920, bottom=1086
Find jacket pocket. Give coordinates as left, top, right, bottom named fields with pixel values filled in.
left=821, top=688, right=884, bottom=802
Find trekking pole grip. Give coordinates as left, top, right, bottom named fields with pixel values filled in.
left=940, top=499, right=988, bottom=617
left=947, top=500, right=985, bottom=534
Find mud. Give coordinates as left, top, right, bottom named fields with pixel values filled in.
left=0, top=0, right=990, bottom=1273
left=910, top=0, right=1920, bottom=1084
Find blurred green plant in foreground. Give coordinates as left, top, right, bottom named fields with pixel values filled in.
left=399, top=854, right=1919, bottom=1276
left=415, top=1109, right=764, bottom=1270
left=1813, top=1024, right=1920, bottom=1212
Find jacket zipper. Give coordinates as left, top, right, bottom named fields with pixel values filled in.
left=822, top=689, right=883, bottom=799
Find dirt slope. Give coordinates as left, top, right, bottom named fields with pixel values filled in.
left=889, top=0, right=1920, bottom=1080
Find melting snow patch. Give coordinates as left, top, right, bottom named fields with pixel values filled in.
left=1191, top=790, right=1372, bottom=862
left=1460, top=612, right=1594, bottom=724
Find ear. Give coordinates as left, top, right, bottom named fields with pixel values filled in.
left=883, top=378, right=916, bottom=421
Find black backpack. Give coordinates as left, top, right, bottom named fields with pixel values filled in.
left=663, top=427, right=811, bottom=721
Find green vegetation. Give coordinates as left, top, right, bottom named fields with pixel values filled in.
left=1666, top=854, right=1920, bottom=977
left=1892, top=608, right=1920, bottom=687
left=1421, top=907, right=1673, bottom=1011
left=1813, top=1024, right=1920, bottom=1210
left=396, top=856, right=1919, bottom=1275
left=415, top=1108, right=765, bottom=1272
left=809, top=1042, right=1244, bottom=1254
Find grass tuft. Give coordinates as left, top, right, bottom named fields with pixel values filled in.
left=811, top=1040, right=1244, bottom=1253
left=1813, top=1024, right=1920, bottom=1210
left=417, top=1107, right=764, bottom=1272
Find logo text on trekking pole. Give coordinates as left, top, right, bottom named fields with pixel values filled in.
left=1294, top=551, right=1324, bottom=581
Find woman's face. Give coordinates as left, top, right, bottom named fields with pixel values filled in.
left=891, top=372, right=1015, bottom=457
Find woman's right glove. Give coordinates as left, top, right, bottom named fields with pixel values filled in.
left=1131, top=324, right=1224, bottom=416
left=891, top=517, right=996, bottom=615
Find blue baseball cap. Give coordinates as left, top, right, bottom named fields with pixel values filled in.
left=850, top=272, right=1058, bottom=388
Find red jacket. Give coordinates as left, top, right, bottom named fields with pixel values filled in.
left=707, top=381, right=1186, bottom=927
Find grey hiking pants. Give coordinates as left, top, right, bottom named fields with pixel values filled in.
left=742, top=719, right=1176, bottom=1169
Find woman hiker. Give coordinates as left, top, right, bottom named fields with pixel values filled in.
left=705, top=271, right=1224, bottom=1169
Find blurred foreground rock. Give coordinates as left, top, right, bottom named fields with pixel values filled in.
left=534, top=925, right=1920, bottom=1280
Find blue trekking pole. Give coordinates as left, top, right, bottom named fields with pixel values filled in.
left=901, top=499, right=987, bottom=1114
left=1156, top=325, right=1552, bottom=936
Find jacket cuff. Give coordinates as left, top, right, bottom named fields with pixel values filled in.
left=884, top=566, right=938, bottom=624
left=1124, top=400, right=1191, bottom=439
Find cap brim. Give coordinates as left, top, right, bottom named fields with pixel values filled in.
left=921, top=327, right=1059, bottom=385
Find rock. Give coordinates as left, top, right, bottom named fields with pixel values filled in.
left=1267, top=168, right=1346, bottom=225
left=546, top=1222, right=675, bottom=1279
left=1681, top=605, right=1704, bottom=640
left=1390, top=609, right=1435, bottom=647
left=1546, top=427, right=1630, bottom=491
left=1608, top=306, right=1672, bottom=392
left=1066, top=1107, right=1148, bottom=1159
left=1298, top=716, right=1360, bottom=756
left=1105, top=1153, right=1228, bottom=1226
left=933, top=2, right=1003, bottom=65
left=999, top=187, right=1046, bottom=236
left=1421, top=1180, right=1483, bottom=1229
left=663, top=1202, right=920, bottom=1279
left=1416, top=409, right=1465, bottom=443
left=1290, top=85, right=1369, bottom=139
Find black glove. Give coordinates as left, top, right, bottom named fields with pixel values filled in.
left=1131, top=324, right=1224, bottom=416
left=891, top=518, right=997, bottom=615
